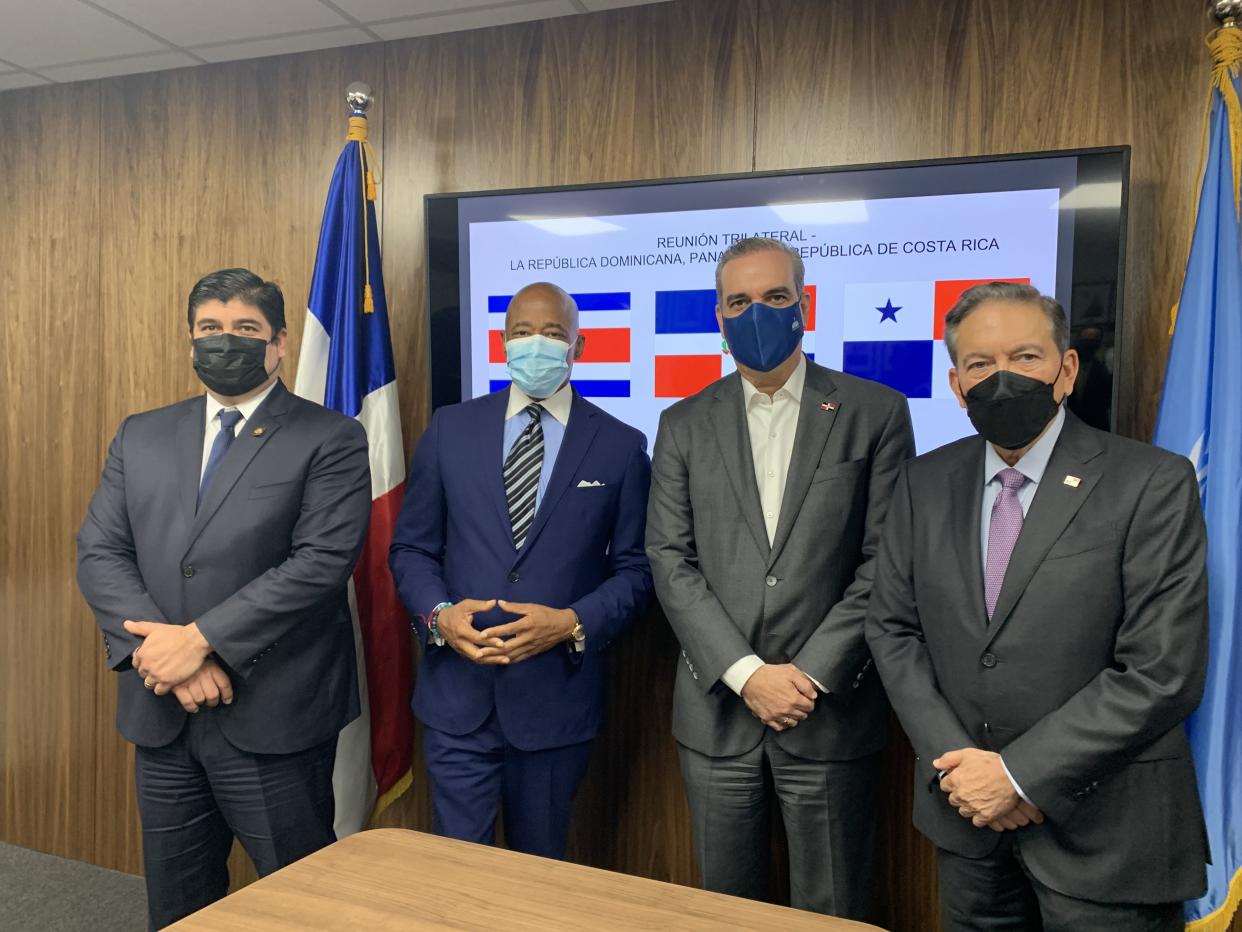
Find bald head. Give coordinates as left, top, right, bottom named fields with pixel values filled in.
left=504, top=282, right=580, bottom=342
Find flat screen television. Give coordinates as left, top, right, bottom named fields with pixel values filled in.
left=425, top=147, right=1128, bottom=452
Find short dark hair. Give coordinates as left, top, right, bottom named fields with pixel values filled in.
left=187, top=268, right=286, bottom=334
left=943, top=282, right=1069, bottom=364
left=715, top=236, right=806, bottom=302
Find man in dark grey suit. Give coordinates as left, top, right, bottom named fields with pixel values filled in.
left=77, top=268, right=371, bottom=929
left=646, top=237, right=915, bottom=918
left=866, top=282, right=1209, bottom=931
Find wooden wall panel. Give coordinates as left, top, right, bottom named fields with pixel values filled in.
left=0, top=83, right=103, bottom=863
left=0, top=1, right=1231, bottom=930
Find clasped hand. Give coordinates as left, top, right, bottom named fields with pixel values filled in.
left=740, top=663, right=817, bottom=731
left=436, top=599, right=576, bottom=665
left=126, top=619, right=230, bottom=713
left=933, top=747, right=1044, bottom=832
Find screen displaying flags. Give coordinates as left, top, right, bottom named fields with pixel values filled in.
left=488, top=292, right=631, bottom=397
left=1152, top=28, right=1242, bottom=930
left=294, top=106, right=412, bottom=835
left=840, top=277, right=1030, bottom=398
left=652, top=286, right=819, bottom=398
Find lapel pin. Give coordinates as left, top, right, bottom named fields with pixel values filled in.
left=252, top=427, right=266, bottom=437
left=820, top=401, right=839, bottom=412
left=1063, top=474, right=1081, bottom=488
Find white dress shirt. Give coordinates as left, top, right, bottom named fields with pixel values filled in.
left=200, top=380, right=279, bottom=482
left=980, top=405, right=1066, bottom=806
left=720, top=356, right=825, bottom=696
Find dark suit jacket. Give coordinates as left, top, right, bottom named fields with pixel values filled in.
left=388, top=387, right=652, bottom=752
left=77, top=380, right=372, bottom=753
left=866, top=411, right=1210, bottom=904
left=647, top=360, right=915, bottom=761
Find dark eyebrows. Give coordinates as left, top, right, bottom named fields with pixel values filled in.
left=724, top=292, right=750, bottom=304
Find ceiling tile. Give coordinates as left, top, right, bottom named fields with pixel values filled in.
left=0, top=72, right=53, bottom=91
left=39, top=50, right=197, bottom=84
left=194, top=26, right=375, bottom=63
left=579, top=0, right=669, bottom=9
left=328, top=0, right=471, bottom=21
left=0, top=0, right=166, bottom=68
left=370, top=0, right=577, bottom=41
left=94, top=0, right=350, bottom=48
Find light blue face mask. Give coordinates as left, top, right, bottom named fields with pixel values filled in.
left=505, top=334, right=572, bottom=399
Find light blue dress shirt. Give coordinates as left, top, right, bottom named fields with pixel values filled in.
left=501, top=382, right=572, bottom=513
left=978, top=405, right=1066, bottom=807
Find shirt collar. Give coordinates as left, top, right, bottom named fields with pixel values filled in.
left=984, top=405, right=1066, bottom=487
left=506, top=380, right=573, bottom=427
left=205, top=378, right=279, bottom=428
left=741, top=352, right=807, bottom=408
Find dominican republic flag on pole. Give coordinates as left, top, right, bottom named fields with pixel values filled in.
left=1154, top=22, right=1242, bottom=931
left=294, top=91, right=413, bottom=834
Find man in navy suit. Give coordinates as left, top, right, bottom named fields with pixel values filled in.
left=389, top=282, right=652, bottom=858
left=77, top=268, right=371, bottom=929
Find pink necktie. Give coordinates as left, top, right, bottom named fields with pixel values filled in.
left=984, top=468, right=1026, bottom=619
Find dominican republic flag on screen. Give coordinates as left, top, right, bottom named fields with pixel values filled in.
left=294, top=108, right=412, bottom=835
left=840, top=277, right=1029, bottom=398
left=653, top=286, right=818, bottom=398
left=488, top=291, right=632, bottom=397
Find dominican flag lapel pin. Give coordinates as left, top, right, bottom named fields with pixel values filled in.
left=820, top=401, right=839, bottom=412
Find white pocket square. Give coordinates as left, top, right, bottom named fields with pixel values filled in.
left=576, top=479, right=605, bottom=488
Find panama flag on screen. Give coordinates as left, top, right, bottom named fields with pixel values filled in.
left=652, top=286, right=818, bottom=398
left=294, top=105, right=412, bottom=835
left=1153, top=32, right=1242, bottom=929
left=841, top=277, right=1029, bottom=399
left=488, top=291, right=631, bottom=397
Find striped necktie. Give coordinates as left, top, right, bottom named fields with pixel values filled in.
left=504, top=403, right=544, bottom=549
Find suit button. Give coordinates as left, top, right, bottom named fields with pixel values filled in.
left=182, top=565, right=195, bottom=578
left=765, top=576, right=777, bottom=588
left=980, top=652, right=997, bottom=668
left=508, top=572, right=520, bottom=583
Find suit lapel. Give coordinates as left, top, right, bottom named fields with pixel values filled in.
left=516, top=390, right=600, bottom=559
left=947, top=438, right=988, bottom=628
left=184, top=381, right=288, bottom=550
left=768, top=362, right=841, bottom=569
left=483, top=388, right=516, bottom=544
left=985, top=415, right=1105, bottom=641
left=712, top=374, right=770, bottom=560
left=175, top=397, right=207, bottom=525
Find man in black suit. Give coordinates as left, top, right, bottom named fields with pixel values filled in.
left=77, top=268, right=371, bottom=929
left=866, top=281, right=1210, bottom=931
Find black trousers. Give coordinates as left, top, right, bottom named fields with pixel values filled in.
left=135, top=709, right=337, bottom=930
left=937, top=835, right=1183, bottom=932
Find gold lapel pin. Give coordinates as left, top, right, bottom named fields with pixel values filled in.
left=1063, top=475, right=1081, bottom=488
left=252, top=427, right=266, bottom=437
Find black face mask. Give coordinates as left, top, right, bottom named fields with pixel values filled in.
left=192, top=334, right=272, bottom=397
left=964, top=369, right=1061, bottom=450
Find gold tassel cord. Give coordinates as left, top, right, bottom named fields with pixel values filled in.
left=1169, top=26, right=1242, bottom=337
left=346, top=114, right=381, bottom=313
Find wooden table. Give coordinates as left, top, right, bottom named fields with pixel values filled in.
left=169, top=828, right=885, bottom=930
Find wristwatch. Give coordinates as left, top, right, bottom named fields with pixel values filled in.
left=427, top=601, right=452, bottom=648
left=568, top=611, right=586, bottom=653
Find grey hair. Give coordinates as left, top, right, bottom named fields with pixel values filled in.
left=943, top=282, right=1070, bottom=364
left=714, top=236, right=805, bottom=302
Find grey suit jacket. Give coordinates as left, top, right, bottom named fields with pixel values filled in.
left=647, top=359, right=915, bottom=761
left=77, top=380, right=372, bottom=754
left=866, top=411, right=1209, bottom=904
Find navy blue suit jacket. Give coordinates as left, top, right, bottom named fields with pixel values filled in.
left=389, top=387, right=652, bottom=751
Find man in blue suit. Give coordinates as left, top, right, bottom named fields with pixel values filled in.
left=389, top=282, right=652, bottom=858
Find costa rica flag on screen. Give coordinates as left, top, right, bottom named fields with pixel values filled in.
left=488, top=292, right=631, bottom=397
left=653, top=286, right=819, bottom=398
left=841, top=277, right=1030, bottom=398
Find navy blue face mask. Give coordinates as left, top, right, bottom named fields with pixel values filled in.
left=722, top=299, right=804, bottom=372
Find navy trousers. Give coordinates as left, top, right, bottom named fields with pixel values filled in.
left=423, top=710, right=593, bottom=860
left=135, top=709, right=337, bottom=930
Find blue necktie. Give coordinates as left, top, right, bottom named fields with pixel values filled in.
left=199, top=409, right=243, bottom=509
